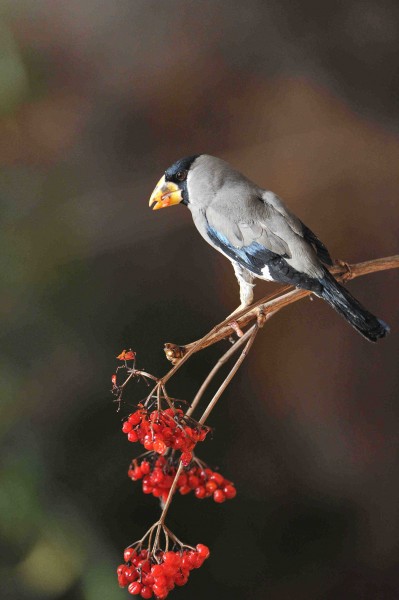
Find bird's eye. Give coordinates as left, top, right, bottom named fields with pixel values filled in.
left=176, top=170, right=187, bottom=181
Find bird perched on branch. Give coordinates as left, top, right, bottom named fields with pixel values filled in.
left=149, top=154, right=389, bottom=342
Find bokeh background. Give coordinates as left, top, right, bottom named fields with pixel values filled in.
left=1, top=1, right=398, bottom=599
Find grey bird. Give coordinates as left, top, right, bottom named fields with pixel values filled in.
left=149, top=154, right=389, bottom=342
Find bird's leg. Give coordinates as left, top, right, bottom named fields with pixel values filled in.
left=226, top=263, right=256, bottom=320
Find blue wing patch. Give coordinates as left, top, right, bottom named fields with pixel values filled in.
left=206, top=224, right=323, bottom=292
left=206, top=225, right=282, bottom=276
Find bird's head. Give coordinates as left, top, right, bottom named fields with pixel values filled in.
left=148, top=155, right=200, bottom=210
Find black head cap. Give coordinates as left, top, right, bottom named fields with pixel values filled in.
left=164, top=154, right=200, bottom=205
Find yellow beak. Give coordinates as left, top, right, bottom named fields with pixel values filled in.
left=149, top=176, right=183, bottom=210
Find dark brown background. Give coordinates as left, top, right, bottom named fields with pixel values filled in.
left=0, top=1, right=398, bottom=599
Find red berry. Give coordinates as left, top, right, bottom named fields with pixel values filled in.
left=196, top=544, right=210, bottom=559
left=174, top=572, right=188, bottom=586
left=153, top=439, right=167, bottom=454
left=205, top=481, right=217, bottom=493
left=128, top=430, right=139, bottom=442
left=122, top=421, right=133, bottom=433
left=153, top=575, right=167, bottom=587
left=213, top=489, right=226, bottom=503
left=188, top=475, right=200, bottom=488
left=152, top=468, right=165, bottom=483
left=195, top=486, right=206, bottom=499
left=141, top=460, right=151, bottom=474
left=128, top=412, right=142, bottom=425
left=141, top=574, right=154, bottom=586
left=210, top=472, right=224, bottom=486
left=140, top=585, right=153, bottom=598
left=152, top=583, right=167, bottom=597
left=187, top=551, right=201, bottom=569
left=173, top=436, right=184, bottom=449
left=223, top=484, right=237, bottom=499
left=128, top=581, right=142, bottom=595
left=124, top=567, right=138, bottom=582
left=161, top=427, right=173, bottom=440
left=163, top=551, right=179, bottom=565
left=130, top=467, right=143, bottom=480
left=124, top=547, right=136, bottom=562
left=181, top=554, right=192, bottom=569
left=151, top=564, right=164, bottom=578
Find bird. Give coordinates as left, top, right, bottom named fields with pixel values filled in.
left=148, top=154, right=389, bottom=342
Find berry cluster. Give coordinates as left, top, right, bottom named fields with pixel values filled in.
left=113, top=354, right=219, bottom=598
left=177, top=464, right=236, bottom=503
left=117, top=544, right=210, bottom=598
left=122, top=407, right=209, bottom=465
left=128, top=455, right=236, bottom=504
left=128, top=456, right=174, bottom=504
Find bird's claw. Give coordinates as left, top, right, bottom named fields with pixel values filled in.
left=335, top=259, right=352, bottom=281
left=228, top=320, right=244, bottom=338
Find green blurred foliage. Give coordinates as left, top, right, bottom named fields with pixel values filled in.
left=0, top=23, right=28, bottom=115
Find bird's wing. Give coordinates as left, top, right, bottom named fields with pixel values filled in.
left=205, top=190, right=326, bottom=282
left=206, top=202, right=290, bottom=256
left=300, top=221, right=333, bottom=266
left=260, top=191, right=333, bottom=266
left=205, top=201, right=293, bottom=280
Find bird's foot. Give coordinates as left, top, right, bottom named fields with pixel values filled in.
left=334, top=259, right=352, bottom=281
left=228, top=320, right=244, bottom=338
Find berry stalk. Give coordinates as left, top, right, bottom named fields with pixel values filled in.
left=150, top=320, right=260, bottom=537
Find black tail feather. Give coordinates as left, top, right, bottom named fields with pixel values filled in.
left=320, top=271, right=389, bottom=342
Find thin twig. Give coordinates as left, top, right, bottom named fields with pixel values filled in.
left=158, top=462, right=184, bottom=525
left=198, top=323, right=259, bottom=424
left=155, top=323, right=260, bottom=529
left=186, top=324, right=257, bottom=419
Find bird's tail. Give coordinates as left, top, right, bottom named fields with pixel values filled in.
left=319, top=271, right=389, bottom=342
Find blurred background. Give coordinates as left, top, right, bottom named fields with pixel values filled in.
left=1, top=1, right=398, bottom=599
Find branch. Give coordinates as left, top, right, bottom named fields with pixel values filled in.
left=164, top=254, right=399, bottom=363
